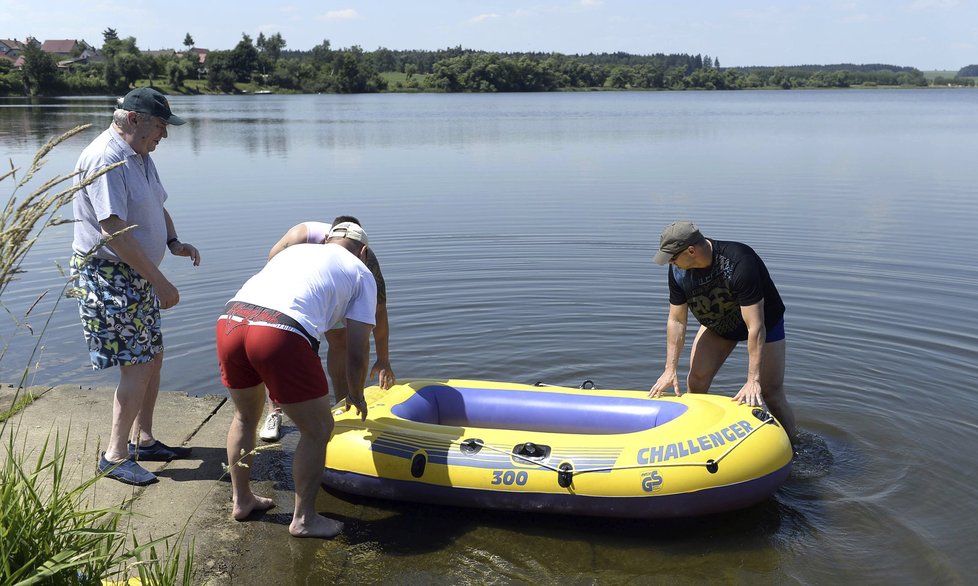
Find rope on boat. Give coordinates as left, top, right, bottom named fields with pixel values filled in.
left=331, top=411, right=778, bottom=483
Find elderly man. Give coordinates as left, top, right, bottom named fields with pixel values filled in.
left=71, top=87, right=201, bottom=486
left=216, top=221, right=375, bottom=538
left=258, top=215, right=394, bottom=441
left=648, top=220, right=798, bottom=443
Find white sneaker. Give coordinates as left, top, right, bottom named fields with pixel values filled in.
left=259, top=412, right=282, bottom=442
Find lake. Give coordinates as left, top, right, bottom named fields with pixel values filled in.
left=2, top=89, right=977, bottom=583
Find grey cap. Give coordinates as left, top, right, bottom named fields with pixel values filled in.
left=120, top=87, right=186, bottom=125
left=653, top=220, right=704, bottom=265
left=327, top=222, right=368, bottom=245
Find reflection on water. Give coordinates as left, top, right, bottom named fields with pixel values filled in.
left=2, top=90, right=977, bottom=583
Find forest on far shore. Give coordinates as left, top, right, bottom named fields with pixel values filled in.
left=5, top=28, right=977, bottom=97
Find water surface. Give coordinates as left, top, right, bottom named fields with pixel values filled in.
left=2, top=90, right=976, bottom=583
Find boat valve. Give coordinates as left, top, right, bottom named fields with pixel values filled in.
left=460, top=438, right=484, bottom=455
left=557, top=463, right=574, bottom=488
left=705, top=459, right=719, bottom=474
left=411, top=452, right=427, bottom=478
left=513, top=442, right=551, bottom=461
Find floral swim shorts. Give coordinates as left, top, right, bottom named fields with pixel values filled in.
left=69, top=254, right=163, bottom=370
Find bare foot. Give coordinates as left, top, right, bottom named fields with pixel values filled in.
left=232, top=494, right=276, bottom=521
left=289, top=514, right=344, bottom=538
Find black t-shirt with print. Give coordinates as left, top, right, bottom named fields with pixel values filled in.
left=667, top=239, right=784, bottom=341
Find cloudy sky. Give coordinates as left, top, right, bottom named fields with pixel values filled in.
left=3, top=0, right=975, bottom=70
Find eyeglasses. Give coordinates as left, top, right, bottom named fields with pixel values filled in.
left=669, top=249, right=684, bottom=263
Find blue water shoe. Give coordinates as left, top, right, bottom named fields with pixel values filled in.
left=97, top=454, right=158, bottom=486
left=128, top=440, right=192, bottom=461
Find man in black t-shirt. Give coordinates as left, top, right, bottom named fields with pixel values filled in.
left=648, top=220, right=797, bottom=442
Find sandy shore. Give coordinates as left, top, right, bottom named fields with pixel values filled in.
left=0, top=383, right=315, bottom=584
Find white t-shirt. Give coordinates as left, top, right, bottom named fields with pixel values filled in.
left=230, top=243, right=377, bottom=339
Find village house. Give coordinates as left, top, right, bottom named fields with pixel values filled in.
left=1, top=38, right=24, bottom=57
left=1, top=36, right=205, bottom=72
left=39, top=39, right=102, bottom=68
left=0, top=38, right=32, bottom=67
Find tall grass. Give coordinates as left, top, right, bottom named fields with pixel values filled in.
left=0, top=127, right=194, bottom=585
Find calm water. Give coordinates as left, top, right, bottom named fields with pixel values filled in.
left=2, top=90, right=977, bottom=583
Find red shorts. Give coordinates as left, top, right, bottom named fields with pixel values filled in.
left=216, top=317, right=329, bottom=404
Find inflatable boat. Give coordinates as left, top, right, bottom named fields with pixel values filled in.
left=323, top=379, right=793, bottom=518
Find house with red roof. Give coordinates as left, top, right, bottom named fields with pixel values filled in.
left=40, top=39, right=82, bottom=56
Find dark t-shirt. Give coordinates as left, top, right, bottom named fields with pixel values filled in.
left=667, top=239, right=784, bottom=341
left=362, top=248, right=387, bottom=305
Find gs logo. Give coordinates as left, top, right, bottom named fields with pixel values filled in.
left=641, top=470, right=663, bottom=493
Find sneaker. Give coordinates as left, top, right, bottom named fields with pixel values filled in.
left=98, top=453, right=158, bottom=486
left=260, top=411, right=283, bottom=442
left=128, top=440, right=192, bottom=461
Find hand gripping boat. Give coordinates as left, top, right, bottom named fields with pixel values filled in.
left=323, top=379, right=793, bottom=518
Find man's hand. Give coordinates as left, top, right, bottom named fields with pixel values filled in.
left=732, top=380, right=763, bottom=407
left=346, top=392, right=368, bottom=421
left=649, top=370, right=682, bottom=398
left=169, top=241, right=201, bottom=266
left=370, top=360, right=396, bottom=390
left=154, top=279, right=179, bottom=310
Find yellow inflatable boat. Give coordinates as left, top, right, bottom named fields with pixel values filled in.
left=323, top=379, right=793, bottom=518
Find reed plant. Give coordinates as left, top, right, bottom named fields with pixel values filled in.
left=1, top=127, right=194, bottom=585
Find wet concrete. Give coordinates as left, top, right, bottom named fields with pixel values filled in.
left=0, top=383, right=325, bottom=585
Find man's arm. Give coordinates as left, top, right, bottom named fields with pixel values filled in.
left=163, top=208, right=201, bottom=266
left=344, top=318, right=374, bottom=420
left=732, top=301, right=766, bottom=406
left=99, top=215, right=179, bottom=309
left=369, top=302, right=395, bottom=389
left=649, top=303, right=689, bottom=397
left=268, top=223, right=311, bottom=261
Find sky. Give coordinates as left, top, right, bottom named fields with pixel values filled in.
left=3, top=0, right=976, bottom=71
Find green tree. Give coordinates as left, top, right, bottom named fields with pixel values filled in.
left=309, top=39, right=333, bottom=66
left=256, top=32, right=286, bottom=76
left=0, top=59, right=22, bottom=95
left=204, top=51, right=238, bottom=92
left=20, top=42, right=59, bottom=96
left=664, top=65, right=688, bottom=89
left=183, top=33, right=194, bottom=50
left=330, top=45, right=385, bottom=93
left=227, top=33, right=259, bottom=82
left=166, top=57, right=195, bottom=89
left=143, top=54, right=166, bottom=87
left=101, top=34, right=142, bottom=93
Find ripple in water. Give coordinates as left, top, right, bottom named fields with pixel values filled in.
left=789, top=430, right=833, bottom=480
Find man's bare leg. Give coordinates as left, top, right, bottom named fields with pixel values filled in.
left=105, top=355, right=161, bottom=462
left=226, top=383, right=276, bottom=520
left=280, top=395, right=342, bottom=538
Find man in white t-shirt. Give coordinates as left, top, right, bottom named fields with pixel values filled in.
left=215, top=222, right=376, bottom=539
left=258, top=215, right=394, bottom=442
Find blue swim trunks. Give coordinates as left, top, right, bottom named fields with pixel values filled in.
left=69, top=254, right=164, bottom=370
left=765, top=318, right=786, bottom=342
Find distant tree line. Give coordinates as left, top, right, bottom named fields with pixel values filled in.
left=0, top=30, right=948, bottom=97
left=958, top=64, right=978, bottom=77
left=928, top=64, right=978, bottom=87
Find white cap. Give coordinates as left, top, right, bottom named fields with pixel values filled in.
left=327, top=222, right=368, bottom=245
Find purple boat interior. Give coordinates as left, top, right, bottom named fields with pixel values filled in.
left=390, top=384, right=688, bottom=434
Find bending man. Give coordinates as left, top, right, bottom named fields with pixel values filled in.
left=259, top=215, right=393, bottom=441
left=216, top=222, right=375, bottom=538
left=648, top=220, right=797, bottom=442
